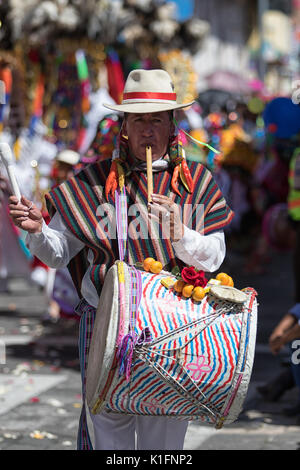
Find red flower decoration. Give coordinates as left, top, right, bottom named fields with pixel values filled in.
left=181, top=267, right=208, bottom=287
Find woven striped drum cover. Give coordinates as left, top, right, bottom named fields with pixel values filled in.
left=86, top=262, right=257, bottom=428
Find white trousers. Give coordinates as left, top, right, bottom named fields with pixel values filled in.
left=90, top=409, right=189, bottom=450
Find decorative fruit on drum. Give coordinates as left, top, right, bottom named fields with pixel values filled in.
left=173, top=279, right=186, bottom=293
left=192, top=286, right=206, bottom=301
left=150, top=261, right=163, bottom=274
left=158, top=264, right=246, bottom=306
left=143, top=257, right=155, bottom=271
left=142, top=261, right=237, bottom=304
left=143, top=257, right=163, bottom=274
left=171, top=266, right=210, bottom=302
left=215, top=272, right=234, bottom=287
left=182, top=284, right=194, bottom=298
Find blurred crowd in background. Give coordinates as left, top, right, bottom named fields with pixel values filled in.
left=0, top=0, right=300, bottom=327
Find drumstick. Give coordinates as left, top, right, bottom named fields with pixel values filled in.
left=146, top=145, right=153, bottom=203
left=0, top=142, right=21, bottom=200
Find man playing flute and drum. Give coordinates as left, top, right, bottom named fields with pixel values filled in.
left=9, top=69, right=234, bottom=450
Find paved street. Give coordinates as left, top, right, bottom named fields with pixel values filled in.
left=0, top=248, right=299, bottom=451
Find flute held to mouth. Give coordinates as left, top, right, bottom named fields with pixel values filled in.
left=146, top=145, right=153, bottom=203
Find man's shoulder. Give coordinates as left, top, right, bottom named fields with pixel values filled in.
left=73, top=159, right=111, bottom=183
left=187, top=159, right=211, bottom=178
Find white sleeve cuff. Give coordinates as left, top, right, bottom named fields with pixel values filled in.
left=172, top=225, right=197, bottom=251
left=26, top=219, right=48, bottom=246
left=172, top=226, right=226, bottom=272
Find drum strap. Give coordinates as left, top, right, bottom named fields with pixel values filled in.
left=115, top=188, right=152, bottom=381
left=76, top=298, right=96, bottom=450
left=117, top=265, right=145, bottom=381
left=115, top=186, right=128, bottom=262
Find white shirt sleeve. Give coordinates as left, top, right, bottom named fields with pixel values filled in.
left=172, top=225, right=226, bottom=272
left=26, top=212, right=85, bottom=269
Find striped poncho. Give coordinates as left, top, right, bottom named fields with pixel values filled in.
left=45, top=159, right=234, bottom=299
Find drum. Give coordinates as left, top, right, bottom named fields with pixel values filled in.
left=86, top=261, right=257, bottom=429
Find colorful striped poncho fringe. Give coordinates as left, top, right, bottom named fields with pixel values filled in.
left=45, top=158, right=234, bottom=298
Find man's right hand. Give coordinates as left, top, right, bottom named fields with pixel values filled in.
left=9, top=195, right=43, bottom=234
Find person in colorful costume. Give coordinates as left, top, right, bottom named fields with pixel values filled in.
left=9, top=69, right=234, bottom=450
left=266, top=147, right=300, bottom=421
left=288, top=147, right=300, bottom=311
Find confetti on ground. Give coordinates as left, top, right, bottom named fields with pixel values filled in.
left=46, top=398, right=63, bottom=407
left=30, top=430, right=45, bottom=440
left=44, top=432, right=57, bottom=440
left=12, top=363, right=31, bottom=376
left=29, top=397, right=40, bottom=403
left=3, top=432, right=18, bottom=439
left=29, top=430, right=57, bottom=440
left=62, top=441, right=72, bottom=446
left=0, top=374, right=66, bottom=415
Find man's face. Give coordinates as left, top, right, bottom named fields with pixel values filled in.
left=56, top=162, right=74, bottom=183
left=123, top=111, right=174, bottom=161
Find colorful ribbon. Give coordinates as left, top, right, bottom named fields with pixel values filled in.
left=173, top=117, right=220, bottom=155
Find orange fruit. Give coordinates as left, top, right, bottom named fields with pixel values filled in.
left=174, top=279, right=186, bottom=293
left=150, top=260, right=163, bottom=274
left=182, top=284, right=194, bottom=298
left=215, top=272, right=231, bottom=286
left=192, top=286, right=206, bottom=301
left=227, top=276, right=234, bottom=287
left=143, top=257, right=155, bottom=272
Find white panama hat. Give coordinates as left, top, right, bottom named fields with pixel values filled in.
left=103, top=69, right=195, bottom=114
left=56, top=149, right=80, bottom=166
